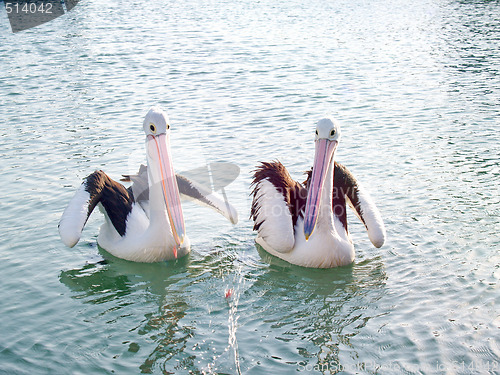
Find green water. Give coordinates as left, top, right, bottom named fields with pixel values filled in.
left=0, top=0, right=499, bottom=373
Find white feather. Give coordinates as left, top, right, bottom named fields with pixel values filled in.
left=58, top=185, right=90, bottom=248
left=257, top=216, right=355, bottom=268
left=348, top=185, right=386, bottom=248
left=96, top=202, right=189, bottom=262
left=253, top=180, right=295, bottom=253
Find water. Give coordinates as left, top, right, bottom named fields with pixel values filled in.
left=0, top=0, right=499, bottom=373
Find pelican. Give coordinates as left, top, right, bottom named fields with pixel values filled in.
left=59, top=107, right=238, bottom=262
left=250, top=118, right=386, bottom=268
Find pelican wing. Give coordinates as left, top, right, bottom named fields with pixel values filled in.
left=121, top=164, right=149, bottom=212
left=176, top=174, right=238, bottom=224
left=121, top=165, right=238, bottom=224
left=251, top=161, right=307, bottom=253
left=59, top=170, right=134, bottom=247
left=333, top=163, right=386, bottom=248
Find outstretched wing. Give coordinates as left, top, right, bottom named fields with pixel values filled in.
left=121, top=165, right=238, bottom=224
left=59, top=171, right=134, bottom=247
left=333, top=162, right=386, bottom=248
left=176, top=174, right=238, bottom=224
left=251, top=161, right=307, bottom=253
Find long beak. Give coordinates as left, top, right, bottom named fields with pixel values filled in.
left=147, top=134, right=185, bottom=254
left=303, top=138, right=337, bottom=240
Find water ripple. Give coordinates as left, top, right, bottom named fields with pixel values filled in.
left=0, top=0, right=499, bottom=373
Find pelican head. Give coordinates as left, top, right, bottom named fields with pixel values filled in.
left=143, top=107, right=186, bottom=254
left=303, top=117, right=341, bottom=240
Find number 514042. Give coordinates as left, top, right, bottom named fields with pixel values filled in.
left=5, top=2, right=54, bottom=14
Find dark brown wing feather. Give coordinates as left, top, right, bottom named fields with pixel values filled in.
left=250, top=161, right=307, bottom=231
left=304, top=162, right=364, bottom=233
left=85, top=170, right=134, bottom=236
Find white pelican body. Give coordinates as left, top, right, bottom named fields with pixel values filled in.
left=251, top=118, right=385, bottom=268
left=59, top=107, right=237, bottom=262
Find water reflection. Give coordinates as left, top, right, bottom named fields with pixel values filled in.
left=136, top=300, right=193, bottom=374
left=240, top=246, right=388, bottom=373
left=59, top=249, right=194, bottom=373
left=59, top=245, right=388, bottom=373
left=60, top=248, right=191, bottom=301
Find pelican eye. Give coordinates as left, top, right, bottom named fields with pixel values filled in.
left=315, top=130, right=318, bottom=135
left=149, top=123, right=156, bottom=133
left=330, top=129, right=336, bottom=137
left=167, top=124, right=170, bottom=130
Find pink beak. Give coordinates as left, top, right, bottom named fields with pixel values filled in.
left=147, top=133, right=185, bottom=255
left=303, top=138, right=337, bottom=240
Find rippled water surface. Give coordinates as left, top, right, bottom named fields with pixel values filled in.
left=1, top=0, right=499, bottom=373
